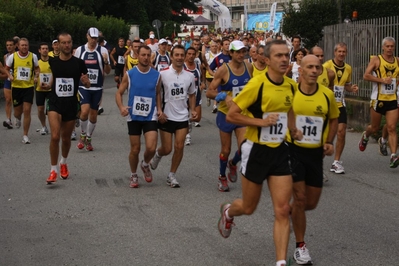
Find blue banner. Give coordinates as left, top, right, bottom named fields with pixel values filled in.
left=247, top=12, right=284, bottom=32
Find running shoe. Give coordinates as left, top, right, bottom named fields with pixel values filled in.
left=358, top=131, right=368, bottom=151
left=22, top=135, right=30, bottom=144
left=3, top=120, right=13, bottom=129
left=218, top=203, right=234, bottom=238
left=150, top=154, right=162, bottom=170
left=390, top=154, right=399, bottom=168
left=188, top=121, right=192, bottom=133
left=166, top=174, right=180, bottom=188
left=227, top=160, right=238, bottom=183
left=212, top=105, right=218, bottom=113
left=330, top=161, right=345, bottom=174
left=15, top=119, right=21, bottom=129
left=378, top=137, right=388, bottom=156
left=218, top=176, right=229, bottom=192
left=194, top=122, right=201, bottom=127
left=77, top=133, right=86, bottom=149
left=130, top=173, right=139, bottom=188
left=71, top=131, right=77, bottom=140
left=206, top=97, right=211, bottom=107
left=85, top=137, right=94, bottom=151
left=40, top=126, right=49, bottom=135
left=185, top=134, right=191, bottom=146
left=141, top=161, right=153, bottom=183
left=293, top=244, right=313, bottom=265
left=46, top=170, right=57, bottom=184
left=97, top=107, right=104, bottom=115
left=60, top=163, right=69, bottom=179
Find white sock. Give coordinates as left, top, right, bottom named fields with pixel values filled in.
left=131, top=172, right=137, bottom=176
left=87, top=121, right=96, bottom=137
left=225, top=208, right=232, bottom=220
left=142, top=160, right=149, bottom=167
left=51, top=165, right=58, bottom=173
left=391, top=153, right=396, bottom=158
left=60, top=156, right=67, bottom=164
left=168, top=172, right=175, bottom=178
left=381, top=137, right=387, bottom=143
left=80, top=119, right=88, bottom=134
left=276, top=260, right=286, bottom=266
left=333, top=160, right=339, bottom=164
left=156, top=150, right=162, bottom=158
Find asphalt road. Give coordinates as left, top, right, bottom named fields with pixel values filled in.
left=0, top=75, right=399, bottom=266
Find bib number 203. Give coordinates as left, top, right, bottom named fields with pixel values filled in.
left=59, top=84, right=72, bottom=92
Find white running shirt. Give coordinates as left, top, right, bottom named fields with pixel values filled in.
left=160, top=66, right=196, bottom=122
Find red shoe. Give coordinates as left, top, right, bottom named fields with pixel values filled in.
left=130, top=174, right=139, bottom=188
left=141, top=161, right=153, bottom=183
left=60, top=163, right=69, bottom=179
left=47, top=170, right=57, bottom=184
left=77, top=133, right=86, bottom=149
left=85, top=137, right=94, bottom=151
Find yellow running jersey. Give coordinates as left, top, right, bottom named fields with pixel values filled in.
left=317, top=66, right=330, bottom=88
left=126, top=54, right=139, bottom=70
left=36, top=59, right=52, bottom=91
left=11, top=52, right=35, bottom=88
left=323, top=60, right=352, bottom=108
left=370, top=55, right=399, bottom=101
left=252, top=62, right=268, bottom=77
left=234, top=73, right=296, bottom=148
left=287, top=84, right=339, bottom=148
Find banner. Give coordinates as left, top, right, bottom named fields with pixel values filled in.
left=244, top=0, right=248, bottom=31
left=247, top=12, right=284, bottom=32
left=198, top=0, right=232, bottom=30
left=269, top=2, right=277, bottom=32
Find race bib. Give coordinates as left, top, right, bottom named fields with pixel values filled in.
left=169, top=82, right=187, bottom=101
left=232, top=86, right=244, bottom=98
left=296, top=115, right=323, bottom=144
left=117, top=56, right=125, bottom=64
left=157, top=62, right=169, bottom=72
left=87, top=68, right=99, bottom=84
left=17, top=66, right=31, bottom=81
left=40, top=73, right=52, bottom=85
left=260, top=112, right=288, bottom=144
left=132, top=96, right=152, bottom=117
left=55, top=78, right=74, bottom=97
left=333, top=85, right=344, bottom=103
left=381, top=78, right=396, bottom=95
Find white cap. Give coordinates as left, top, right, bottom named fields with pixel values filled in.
left=167, top=40, right=172, bottom=46
left=87, top=27, right=99, bottom=38
left=52, top=39, right=58, bottom=44
left=150, top=34, right=155, bottom=39
left=140, top=39, right=144, bottom=43
left=159, top=38, right=167, bottom=44
left=229, top=40, right=247, bottom=51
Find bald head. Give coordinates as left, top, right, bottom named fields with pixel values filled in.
left=299, top=55, right=321, bottom=84
left=301, top=54, right=320, bottom=67
left=309, top=46, right=324, bottom=64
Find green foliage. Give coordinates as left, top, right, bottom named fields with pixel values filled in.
left=282, top=0, right=399, bottom=48
left=97, top=15, right=130, bottom=43
left=0, top=12, right=16, bottom=53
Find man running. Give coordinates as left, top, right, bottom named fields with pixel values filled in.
left=323, top=42, right=358, bottom=174
left=149, top=45, right=197, bottom=188
left=206, top=40, right=253, bottom=192
left=116, top=45, right=163, bottom=188
left=252, top=45, right=268, bottom=77
left=151, top=38, right=170, bottom=71
left=217, top=40, right=301, bottom=266
left=46, top=32, right=90, bottom=184
left=5, top=38, right=40, bottom=144
left=110, top=37, right=127, bottom=89
left=359, top=36, right=399, bottom=167
left=36, top=42, right=52, bottom=135
left=74, top=27, right=111, bottom=151
left=2, top=39, right=17, bottom=129
left=289, top=55, right=339, bottom=265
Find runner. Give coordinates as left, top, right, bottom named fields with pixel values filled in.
left=110, top=37, right=127, bottom=89
left=359, top=36, right=399, bottom=166
left=116, top=45, right=163, bottom=188
left=206, top=40, right=253, bottom=192
left=289, top=55, right=339, bottom=265
left=5, top=37, right=40, bottom=144
left=149, top=45, right=197, bottom=188
left=74, top=27, right=111, bottom=151
left=217, top=39, right=301, bottom=266
left=2, top=38, right=17, bottom=129
left=46, top=32, right=90, bottom=184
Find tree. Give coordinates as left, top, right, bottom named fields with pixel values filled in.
left=282, top=0, right=399, bottom=48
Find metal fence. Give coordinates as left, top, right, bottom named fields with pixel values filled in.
left=320, top=16, right=399, bottom=99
